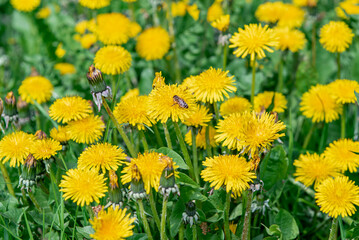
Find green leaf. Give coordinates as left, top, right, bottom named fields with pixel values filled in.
left=76, top=226, right=94, bottom=239
left=229, top=203, right=243, bottom=220
left=274, top=210, right=299, bottom=240
left=177, top=172, right=199, bottom=188
left=169, top=201, right=185, bottom=238
left=139, top=68, right=154, bottom=95
left=180, top=185, right=207, bottom=202
left=260, top=146, right=288, bottom=190
left=265, top=224, right=282, bottom=236
left=154, top=147, right=189, bottom=169
left=127, top=233, right=148, bottom=240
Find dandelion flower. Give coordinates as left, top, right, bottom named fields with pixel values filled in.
left=201, top=155, right=256, bottom=197
left=31, top=138, right=62, bottom=160
left=328, top=79, right=359, bottom=104
left=183, top=105, right=212, bottom=128
left=75, top=20, right=89, bottom=34
left=294, top=153, right=341, bottom=187
left=60, top=168, right=107, bottom=207
left=79, top=0, right=110, bottom=9
left=172, top=1, right=187, bottom=17
left=114, top=96, right=154, bottom=130
left=18, top=76, right=53, bottom=104
left=80, top=34, right=97, bottom=49
left=207, top=2, right=223, bottom=22
left=36, top=7, right=51, bottom=19
left=254, top=91, right=287, bottom=113
left=66, top=115, right=105, bottom=144
left=189, top=67, right=237, bottom=104
left=94, top=46, right=132, bottom=75
left=50, top=126, right=70, bottom=143
left=274, top=27, right=306, bottom=52
left=315, top=176, right=359, bottom=218
left=136, top=27, right=170, bottom=60
left=277, top=4, right=305, bottom=29
left=10, top=0, right=40, bottom=12
left=229, top=24, right=278, bottom=61
left=293, top=0, right=317, bottom=7
left=336, top=0, right=359, bottom=19
left=49, top=96, right=92, bottom=124
left=55, top=43, right=66, bottom=58
left=324, top=139, right=359, bottom=173
left=90, top=206, right=135, bottom=240
left=300, top=84, right=342, bottom=123
left=128, top=22, right=142, bottom=38
left=120, top=88, right=139, bottom=102
left=54, top=63, right=76, bottom=75
left=0, top=131, right=35, bottom=167
left=148, top=84, right=196, bottom=123
left=211, top=14, right=230, bottom=32
left=255, top=2, right=285, bottom=23
left=78, top=143, right=126, bottom=172
left=187, top=4, right=200, bottom=20
left=220, top=97, right=251, bottom=116
left=319, top=21, right=354, bottom=53
left=95, top=13, right=131, bottom=45
left=185, top=127, right=217, bottom=148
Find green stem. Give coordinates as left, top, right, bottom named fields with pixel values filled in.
left=58, top=153, right=68, bottom=171
left=329, top=218, right=338, bottom=240
left=223, top=44, right=228, bottom=71
left=0, top=163, right=16, bottom=198
left=102, top=97, right=137, bottom=157
left=250, top=56, right=256, bottom=105
left=205, top=125, right=212, bottom=157
left=312, top=22, right=317, bottom=68
left=160, top=196, right=168, bottom=240
left=338, top=216, right=345, bottom=240
left=337, top=53, right=341, bottom=79
left=149, top=192, right=161, bottom=231
left=28, top=191, right=42, bottom=212
left=341, top=105, right=346, bottom=138
left=277, top=55, right=284, bottom=93
left=138, top=200, right=153, bottom=240
left=241, top=190, right=253, bottom=240
left=23, top=209, right=34, bottom=240
left=192, top=224, right=197, bottom=240
left=140, top=130, right=149, bottom=151
left=191, top=127, right=199, bottom=184
left=72, top=205, right=79, bottom=240
left=162, top=122, right=173, bottom=149
left=129, top=2, right=136, bottom=21
left=179, top=223, right=184, bottom=240
left=172, top=121, right=194, bottom=178
left=153, top=124, right=164, bottom=147
left=213, top=102, right=220, bottom=121
left=302, top=122, right=316, bottom=150
left=224, top=192, right=231, bottom=240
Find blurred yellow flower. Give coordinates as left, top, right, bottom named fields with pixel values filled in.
left=66, top=115, right=105, bottom=144
left=94, top=46, right=132, bottom=75
left=211, top=14, right=230, bottom=32
left=10, top=0, right=40, bottom=12
left=79, top=0, right=111, bottom=9
left=336, top=0, right=359, bottom=19
left=75, top=20, right=88, bottom=34
left=172, top=1, right=187, bottom=17
left=254, top=91, right=287, bottom=113
left=55, top=43, right=66, bottom=58
left=277, top=4, right=305, bottom=29
left=183, top=105, right=212, bottom=128
left=187, top=4, right=200, bottom=20
left=255, top=2, right=285, bottom=23
left=274, top=27, right=306, bottom=52
left=80, top=34, right=97, bottom=49
left=220, top=97, right=251, bottom=116
left=185, top=127, right=217, bottom=149
left=18, top=76, right=53, bottom=104
left=207, top=2, right=223, bottom=22
left=128, top=21, right=142, bottom=38
left=136, top=27, right=170, bottom=60
left=319, top=21, right=354, bottom=53
left=328, top=79, right=359, bottom=104
left=54, top=63, right=76, bottom=75
left=293, top=0, right=317, bottom=7
left=36, top=7, right=51, bottom=19
left=95, top=13, right=131, bottom=45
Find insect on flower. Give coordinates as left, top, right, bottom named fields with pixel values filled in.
left=173, top=95, right=188, bottom=108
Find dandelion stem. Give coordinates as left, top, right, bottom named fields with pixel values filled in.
left=213, top=102, right=220, bottom=121
left=138, top=199, right=153, bottom=240
left=179, top=223, right=184, bottom=240
left=58, top=153, right=68, bottom=171
left=205, top=125, right=212, bottom=157
left=250, top=56, right=256, bottom=105
left=191, top=127, right=200, bottom=184
left=153, top=124, right=164, bottom=147
left=129, top=2, right=136, bottom=21
left=72, top=205, right=79, bottom=240
left=241, top=190, right=253, bottom=240
left=223, top=44, right=228, bottom=71
left=302, top=122, right=315, bottom=150
left=277, top=54, right=284, bottom=93
left=173, top=121, right=195, bottom=178
left=341, top=105, right=346, bottom=138
left=192, top=224, right=198, bottom=240
left=329, top=217, right=338, bottom=240
left=28, top=191, right=42, bottom=212
left=162, top=122, right=173, bottom=149
left=160, top=195, right=168, bottom=240
left=0, top=163, right=16, bottom=198
left=101, top=97, right=137, bottom=157
left=224, top=191, right=231, bottom=240
left=149, top=191, right=161, bottom=231
left=337, top=53, right=341, bottom=79
left=312, top=22, right=317, bottom=68
left=140, top=130, right=149, bottom=151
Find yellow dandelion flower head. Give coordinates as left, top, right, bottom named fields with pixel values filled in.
left=90, top=206, right=135, bottom=240
left=277, top=4, right=305, bottom=29
left=87, top=18, right=97, bottom=33
left=255, top=1, right=285, bottom=23
left=123, top=0, right=137, bottom=2
left=18, top=76, right=53, bottom=104
left=181, top=75, right=197, bottom=90
left=94, top=46, right=132, bottom=75
left=319, top=21, right=354, bottom=53
left=336, top=0, right=359, bottom=19
left=55, top=43, right=66, bottom=58
left=31, top=138, right=62, bottom=160
left=80, top=33, right=97, bottom=49
left=152, top=72, right=166, bottom=90
left=36, top=7, right=51, bottom=19
left=78, top=143, right=127, bottom=172
left=128, top=21, right=142, bottom=38
left=60, top=168, right=107, bottom=207
left=300, top=84, right=342, bottom=123
left=254, top=91, right=287, bottom=113
left=54, top=63, right=76, bottom=75
left=66, top=115, right=105, bottom=144
left=183, top=105, right=212, bottom=128
left=95, top=13, right=131, bottom=45
left=79, top=0, right=111, bottom=9
left=229, top=24, right=278, bottom=61
left=74, top=34, right=81, bottom=42
left=294, top=152, right=341, bottom=188
left=211, top=14, right=230, bottom=32
left=315, top=176, right=359, bottom=218
left=120, top=88, right=139, bottom=102
left=207, top=2, right=224, bottom=22
left=293, top=0, right=317, bottom=7
left=187, top=4, right=200, bottom=20
left=189, top=67, right=237, bottom=103
left=201, top=155, right=256, bottom=197
left=147, top=84, right=196, bottom=123
left=219, top=97, right=251, bottom=116
left=172, top=1, right=187, bottom=17
left=114, top=95, right=154, bottom=130
left=50, top=126, right=70, bottom=143
left=324, top=139, right=359, bottom=173
left=328, top=79, right=359, bottom=104
left=10, top=0, right=40, bottom=12
left=274, top=27, right=306, bottom=52
left=136, top=27, right=170, bottom=60
left=75, top=20, right=88, bottom=34
left=0, top=131, right=35, bottom=167
left=49, top=96, right=92, bottom=124
left=185, top=126, right=217, bottom=149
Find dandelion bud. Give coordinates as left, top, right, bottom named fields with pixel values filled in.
left=19, top=154, right=46, bottom=191
left=152, top=71, right=165, bottom=89
left=16, top=97, right=30, bottom=125
left=158, top=154, right=179, bottom=196
left=35, top=130, right=47, bottom=140
left=3, top=91, right=18, bottom=128
left=0, top=97, right=3, bottom=117
left=108, top=170, right=124, bottom=208
left=128, top=164, right=147, bottom=200
left=182, top=200, right=199, bottom=227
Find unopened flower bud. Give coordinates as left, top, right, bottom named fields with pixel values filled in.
left=108, top=170, right=124, bottom=207
left=182, top=200, right=199, bottom=227
left=0, top=98, right=3, bottom=117
left=35, top=130, right=47, bottom=140
left=128, top=164, right=147, bottom=200
left=3, top=91, right=18, bottom=128
left=158, top=154, right=179, bottom=196
left=152, top=72, right=166, bottom=89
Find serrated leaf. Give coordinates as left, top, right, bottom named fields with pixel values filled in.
left=154, top=147, right=189, bottom=169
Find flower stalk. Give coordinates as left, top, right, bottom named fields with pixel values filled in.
left=241, top=190, right=253, bottom=240
left=341, top=105, right=346, bottom=138
left=328, top=217, right=338, bottom=240
left=0, top=163, right=15, bottom=198
left=160, top=195, right=168, bottom=240
left=205, top=125, right=213, bottom=157
left=149, top=191, right=161, bottom=231
left=224, top=191, right=231, bottom=240
left=139, top=130, right=149, bottom=151
left=138, top=199, right=153, bottom=240
left=337, top=53, right=341, bottom=79
left=191, top=127, right=200, bottom=183
left=162, top=122, right=173, bottom=149
left=153, top=124, right=164, bottom=147
left=251, top=56, right=257, bottom=105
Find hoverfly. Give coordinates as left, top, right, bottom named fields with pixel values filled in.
left=173, top=95, right=188, bottom=108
